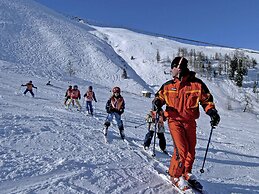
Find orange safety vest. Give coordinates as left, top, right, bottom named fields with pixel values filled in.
left=26, top=83, right=33, bottom=90
left=85, top=91, right=94, bottom=101
left=157, top=71, right=215, bottom=121
left=71, top=89, right=80, bottom=99
left=110, top=96, right=124, bottom=110
left=66, top=89, right=73, bottom=97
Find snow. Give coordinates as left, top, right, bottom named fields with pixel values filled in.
left=0, top=0, right=259, bottom=193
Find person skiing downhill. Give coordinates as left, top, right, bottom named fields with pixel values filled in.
left=153, top=57, right=220, bottom=191
left=103, top=87, right=125, bottom=139
left=143, top=107, right=167, bottom=152
left=64, top=85, right=73, bottom=105
left=21, top=81, right=37, bottom=97
left=66, top=85, right=81, bottom=111
left=83, top=86, right=97, bottom=116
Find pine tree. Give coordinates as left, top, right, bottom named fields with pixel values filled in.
left=156, top=49, right=161, bottom=62
left=253, top=81, right=257, bottom=93
left=252, top=58, right=257, bottom=68
left=229, top=57, right=238, bottom=80
left=235, top=59, right=244, bottom=87
left=235, top=69, right=243, bottom=87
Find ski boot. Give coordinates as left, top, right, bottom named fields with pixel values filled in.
left=119, top=125, right=125, bottom=139
left=103, top=121, right=110, bottom=136
left=184, top=173, right=203, bottom=191
left=171, top=176, right=191, bottom=192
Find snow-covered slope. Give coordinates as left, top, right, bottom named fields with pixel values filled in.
left=0, top=0, right=150, bottom=93
left=90, top=26, right=259, bottom=90
left=0, top=0, right=259, bottom=194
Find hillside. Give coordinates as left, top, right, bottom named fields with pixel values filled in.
left=0, top=0, right=149, bottom=93
left=0, top=0, right=258, bottom=194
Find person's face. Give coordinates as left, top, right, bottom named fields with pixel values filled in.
left=171, top=65, right=181, bottom=78
left=114, top=92, right=119, bottom=97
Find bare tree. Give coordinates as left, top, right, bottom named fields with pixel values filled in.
left=226, top=97, right=232, bottom=110
left=66, top=60, right=76, bottom=77
left=243, top=93, right=252, bottom=112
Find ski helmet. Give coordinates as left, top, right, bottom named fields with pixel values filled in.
left=89, top=86, right=93, bottom=90
left=29, top=80, right=32, bottom=83
left=112, top=86, right=121, bottom=94
left=73, top=85, right=78, bottom=89
left=68, top=85, right=72, bottom=89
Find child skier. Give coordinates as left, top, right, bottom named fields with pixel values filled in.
left=66, top=85, right=81, bottom=111
left=103, top=86, right=125, bottom=139
left=21, top=81, right=37, bottom=97
left=83, top=86, right=97, bottom=116
left=143, top=108, right=167, bottom=153
left=64, top=85, right=73, bottom=105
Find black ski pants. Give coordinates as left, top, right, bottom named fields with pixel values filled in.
left=144, top=131, right=166, bottom=151
left=24, top=89, right=34, bottom=97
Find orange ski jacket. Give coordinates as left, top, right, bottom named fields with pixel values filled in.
left=21, top=83, right=37, bottom=91
left=156, top=71, right=215, bottom=121
left=71, top=89, right=81, bottom=99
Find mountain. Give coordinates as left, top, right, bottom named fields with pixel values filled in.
left=0, top=0, right=150, bottom=93
left=0, top=0, right=258, bottom=193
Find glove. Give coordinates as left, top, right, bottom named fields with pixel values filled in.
left=152, top=98, right=163, bottom=111
left=207, top=109, right=220, bottom=127
left=106, top=108, right=111, bottom=113
left=107, top=107, right=114, bottom=113
left=118, top=109, right=124, bottom=115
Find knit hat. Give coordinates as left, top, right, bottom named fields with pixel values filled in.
left=171, top=57, right=188, bottom=70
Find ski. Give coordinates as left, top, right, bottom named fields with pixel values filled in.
left=102, top=127, right=108, bottom=143
left=187, top=180, right=204, bottom=193
left=162, top=149, right=172, bottom=157
left=132, top=140, right=171, bottom=158
left=130, top=140, right=205, bottom=194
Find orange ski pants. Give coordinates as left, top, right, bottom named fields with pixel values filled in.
left=167, top=118, right=196, bottom=178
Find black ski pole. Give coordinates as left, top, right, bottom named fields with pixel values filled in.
left=152, top=111, right=160, bottom=157
left=200, top=125, right=215, bottom=173
left=134, top=122, right=146, bottom=128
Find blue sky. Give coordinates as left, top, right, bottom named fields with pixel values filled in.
left=36, top=0, right=259, bottom=51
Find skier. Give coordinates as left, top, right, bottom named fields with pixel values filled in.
left=143, top=107, right=167, bottom=153
left=66, top=85, right=81, bottom=111
left=21, top=80, right=37, bottom=97
left=153, top=57, right=220, bottom=191
left=103, top=87, right=125, bottom=139
left=64, top=85, right=73, bottom=106
left=46, top=81, right=52, bottom=86
left=83, top=86, right=97, bottom=116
